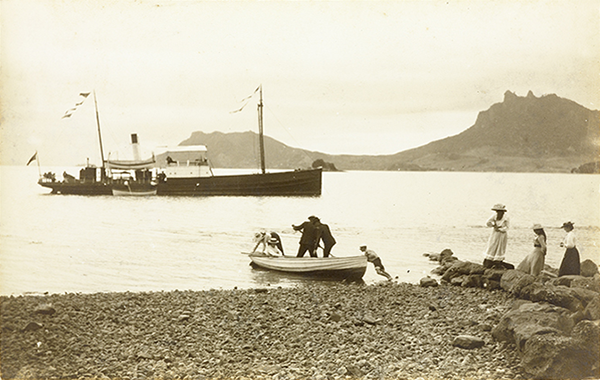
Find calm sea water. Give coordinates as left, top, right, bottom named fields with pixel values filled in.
left=1, top=166, right=598, bottom=296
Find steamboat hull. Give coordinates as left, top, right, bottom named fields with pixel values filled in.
left=38, top=180, right=112, bottom=195
left=157, top=168, right=321, bottom=196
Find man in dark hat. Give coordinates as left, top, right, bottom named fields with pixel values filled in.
left=292, top=216, right=319, bottom=257
left=314, top=217, right=336, bottom=257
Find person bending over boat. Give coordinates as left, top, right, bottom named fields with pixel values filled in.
left=252, top=231, right=285, bottom=255
left=292, top=216, right=319, bottom=257
left=265, top=237, right=283, bottom=257
left=359, top=245, right=393, bottom=280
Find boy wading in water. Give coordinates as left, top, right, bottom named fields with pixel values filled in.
left=360, top=245, right=393, bottom=280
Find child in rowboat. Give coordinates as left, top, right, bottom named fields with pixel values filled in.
left=359, top=245, right=393, bottom=280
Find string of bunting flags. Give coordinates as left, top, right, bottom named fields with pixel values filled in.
left=61, top=92, right=91, bottom=119
left=230, top=86, right=260, bottom=114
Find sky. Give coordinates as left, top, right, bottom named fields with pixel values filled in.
left=1, top=0, right=599, bottom=166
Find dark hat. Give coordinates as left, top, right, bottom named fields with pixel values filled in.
left=308, top=215, right=318, bottom=220
left=561, top=221, right=574, bottom=228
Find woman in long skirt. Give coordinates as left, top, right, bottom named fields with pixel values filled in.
left=483, top=204, right=511, bottom=268
left=517, top=224, right=546, bottom=276
left=558, top=221, right=580, bottom=276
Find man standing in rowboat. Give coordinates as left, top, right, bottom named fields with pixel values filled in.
left=314, top=217, right=336, bottom=257
left=292, top=216, right=320, bottom=257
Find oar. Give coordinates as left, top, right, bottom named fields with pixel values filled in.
left=316, top=243, right=335, bottom=257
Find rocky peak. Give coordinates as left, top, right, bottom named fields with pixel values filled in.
left=466, top=90, right=600, bottom=156
left=503, top=90, right=518, bottom=103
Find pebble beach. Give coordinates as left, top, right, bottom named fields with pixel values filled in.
left=1, top=282, right=525, bottom=380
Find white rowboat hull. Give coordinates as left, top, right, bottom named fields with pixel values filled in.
left=249, top=254, right=367, bottom=281
left=112, top=188, right=157, bottom=196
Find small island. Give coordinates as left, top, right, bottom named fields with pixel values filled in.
left=312, top=158, right=341, bottom=172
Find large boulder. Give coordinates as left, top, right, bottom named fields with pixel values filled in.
left=581, top=259, right=599, bottom=278
left=524, top=285, right=584, bottom=312
left=500, top=270, right=536, bottom=296
left=585, top=294, right=600, bottom=320
left=549, top=275, right=579, bottom=287
left=492, top=302, right=574, bottom=351
left=439, top=249, right=459, bottom=266
left=519, top=282, right=545, bottom=300
left=570, top=276, right=600, bottom=293
left=461, top=275, right=483, bottom=288
left=441, top=261, right=485, bottom=283
left=568, top=286, right=599, bottom=304
left=419, top=277, right=438, bottom=287
left=482, top=268, right=506, bottom=282
left=482, top=269, right=506, bottom=290
left=572, top=320, right=600, bottom=377
left=521, top=325, right=599, bottom=379
left=450, top=275, right=467, bottom=286
left=424, top=248, right=457, bottom=264
left=571, top=319, right=600, bottom=359
left=431, top=265, right=447, bottom=275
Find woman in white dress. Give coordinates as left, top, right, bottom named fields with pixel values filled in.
left=483, top=203, right=512, bottom=269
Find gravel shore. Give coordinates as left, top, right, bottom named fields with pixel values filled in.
left=1, top=282, right=525, bottom=380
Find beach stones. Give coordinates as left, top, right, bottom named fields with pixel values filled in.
left=452, top=335, right=485, bottom=349
left=33, top=303, right=56, bottom=315
left=419, top=277, right=438, bottom=287
left=22, top=321, right=43, bottom=332
left=0, top=283, right=524, bottom=380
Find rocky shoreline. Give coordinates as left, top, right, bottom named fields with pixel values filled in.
left=3, top=249, right=599, bottom=380
left=2, top=282, right=524, bottom=380
left=424, top=250, right=600, bottom=379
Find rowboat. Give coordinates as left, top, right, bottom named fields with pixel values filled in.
left=111, top=182, right=157, bottom=196
left=248, top=253, right=367, bottom=281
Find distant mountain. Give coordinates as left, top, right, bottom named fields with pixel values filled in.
left=178, top=131, right=318, bottom=169
left=385, top=91, right=600, bottom=172
left=178, top=91, right=599, bottom=173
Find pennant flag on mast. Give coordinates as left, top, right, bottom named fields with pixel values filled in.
left=230, top=86, right=260, bottom=113
left=62, top=92, right=91, bottom=118
left=26, top=151, right=37, bottom=166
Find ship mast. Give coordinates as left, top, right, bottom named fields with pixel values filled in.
left=93, top=90, right=106, bottom=169
left=257, top=85, right=266, bottom=174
